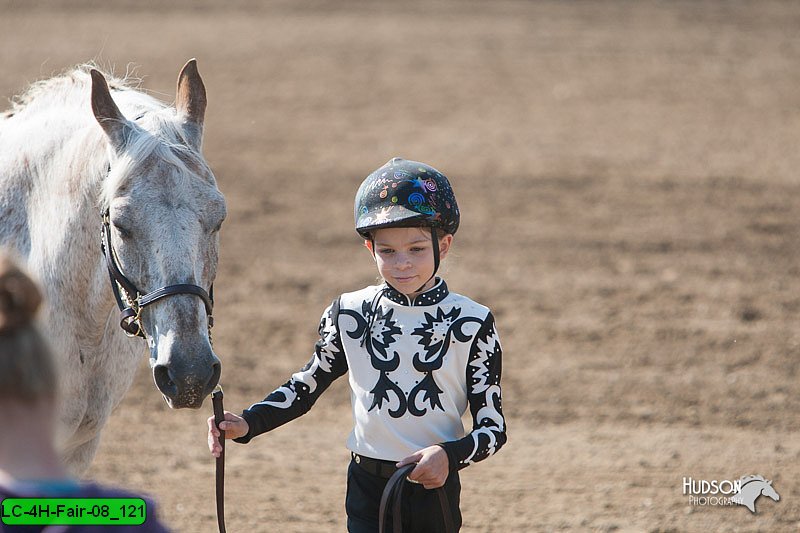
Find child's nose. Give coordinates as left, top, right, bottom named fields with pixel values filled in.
left=394, top=253, right=412, bottom=268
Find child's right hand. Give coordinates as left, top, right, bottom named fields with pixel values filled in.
left=207, top=412, right=249, bottom=457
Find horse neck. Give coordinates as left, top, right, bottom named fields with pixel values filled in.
left=5, top=74, right=163, bottom=343
left=27, top=129, right=117, bottom=344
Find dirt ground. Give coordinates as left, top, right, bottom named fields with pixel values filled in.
left=2, top=1, right=800, bottom=531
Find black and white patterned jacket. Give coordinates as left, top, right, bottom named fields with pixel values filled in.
left=234, top=279, right=506, bottom=470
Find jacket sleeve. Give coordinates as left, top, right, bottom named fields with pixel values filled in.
left=234, top=298, right=348, bottom=443
left=439, top=311, right=507, bottom=470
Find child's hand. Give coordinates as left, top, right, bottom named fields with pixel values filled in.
left=396, top=445, right=450, bottom=489
left=207, top=411, right=249, bottom=457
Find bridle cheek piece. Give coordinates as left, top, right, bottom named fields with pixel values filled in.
left=100, top=209, right=214, bottom=339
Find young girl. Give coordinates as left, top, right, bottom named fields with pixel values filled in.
left=208, top=158, right=506, bottom=532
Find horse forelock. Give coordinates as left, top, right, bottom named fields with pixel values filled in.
left=99, top=127, right=215, bottom=211
left=57, top=73, right=218, bottom=210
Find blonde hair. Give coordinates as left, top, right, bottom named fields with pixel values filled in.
left=0, top=254, right=56, bottom=402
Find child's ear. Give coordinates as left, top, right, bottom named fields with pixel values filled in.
left=364, top=239, right=374, bottom=254
left=439, top=234, right=454, bottom=260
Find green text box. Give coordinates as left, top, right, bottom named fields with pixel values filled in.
left=1, top=498, right=146, bottom=525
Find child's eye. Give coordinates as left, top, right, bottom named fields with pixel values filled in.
left=379, top=248, right=394, bottom=254
left=410, top=247, right=425, bottom=252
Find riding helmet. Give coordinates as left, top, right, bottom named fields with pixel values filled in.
left=354, top=157, right=460, bottom=238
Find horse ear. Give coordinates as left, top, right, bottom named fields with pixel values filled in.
left=90, top=69, right=129, bottom=150
left=175, top=58, right=206, bottom=151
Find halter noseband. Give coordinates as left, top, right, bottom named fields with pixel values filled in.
left=100, top=209, right=214, bottom=338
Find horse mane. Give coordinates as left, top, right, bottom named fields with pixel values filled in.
left=1, top=64, right=215, bottom=210
left=5, top=64, right=142, bottom=118
left=740, top=474, right=767, bottom=485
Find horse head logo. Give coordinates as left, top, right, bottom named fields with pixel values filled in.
left=731, top=475, right=780, bottom=514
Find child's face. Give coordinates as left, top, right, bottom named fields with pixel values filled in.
left=366, top=227, right=453, bottom=296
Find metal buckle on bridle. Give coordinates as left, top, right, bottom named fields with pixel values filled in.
left=119, top=297, right=145, bottom=338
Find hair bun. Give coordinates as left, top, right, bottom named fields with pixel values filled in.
left=0, top=255, right=42, bottom=335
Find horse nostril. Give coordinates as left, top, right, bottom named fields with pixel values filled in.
left=153, top=364, right=177, bottom=398
left=203, top=360, right=222, bottom=397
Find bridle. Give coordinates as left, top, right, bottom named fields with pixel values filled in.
left=101, top=208, right=227, bottom=531
left=100, top=209, right=215, bottom=339
left=99, top=165, right=226, bottom=528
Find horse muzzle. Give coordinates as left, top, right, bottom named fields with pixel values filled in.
left=153, top=349, right=221, bottom=409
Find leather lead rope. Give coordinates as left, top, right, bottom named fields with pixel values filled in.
left=211, top=386, right=226, bottom=533
left=378, top=464, right=455, bottom=533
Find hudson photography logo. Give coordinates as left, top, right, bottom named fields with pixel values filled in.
left=682, top=475, right=780, bottom=514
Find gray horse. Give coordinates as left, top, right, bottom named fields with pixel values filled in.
left=0, top=60, right=226, bottom=473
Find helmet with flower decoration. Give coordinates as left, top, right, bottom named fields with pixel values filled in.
left=354, top=157, right=460, bottom=238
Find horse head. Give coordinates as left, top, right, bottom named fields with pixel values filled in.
left=761, top=479, right=780, bottom=502
left=90, top=60, right=225, bottom=409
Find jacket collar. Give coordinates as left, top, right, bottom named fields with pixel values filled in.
left=383, top=278, right=449, bottom=306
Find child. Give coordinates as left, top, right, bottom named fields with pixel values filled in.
left=0, top=253, right=171, bottom=532
left=208, top=158, right=506, bottom=532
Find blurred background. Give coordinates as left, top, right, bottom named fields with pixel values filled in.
left=2, top=1, right=799, bottom=531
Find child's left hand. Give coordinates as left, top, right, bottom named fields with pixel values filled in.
left=396, top=445, right=450, bottom=489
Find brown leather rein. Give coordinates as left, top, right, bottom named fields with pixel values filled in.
left=378, top=464, right=456, bottom=533
left=209, top=398, right=454, bottom=533
left=211, top=386, right=227, bottom=533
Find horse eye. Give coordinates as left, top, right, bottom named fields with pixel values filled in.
left=212, top=221, right=223, bottom=233
left=113, top=222, right=132, bottom=239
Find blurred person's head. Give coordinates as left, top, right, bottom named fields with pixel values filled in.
left=0, top=253, right=55, bottom=406
left=0, top=253, right=68, bottom=481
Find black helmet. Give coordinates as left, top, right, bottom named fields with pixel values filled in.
left=354, top=157, right=460, bottom=238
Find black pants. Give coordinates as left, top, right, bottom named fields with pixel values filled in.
left=346, top=458, right=462, bottom=532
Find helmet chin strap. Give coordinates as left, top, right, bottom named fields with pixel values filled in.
left=414, top=226, right=440, bottom=293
